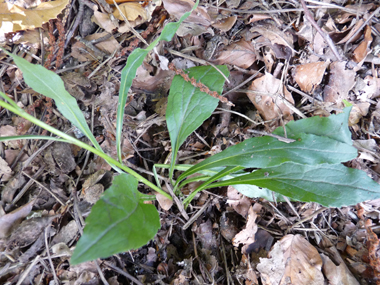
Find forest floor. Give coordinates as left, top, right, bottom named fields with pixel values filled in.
left=1, top=0, right=380, bottom=284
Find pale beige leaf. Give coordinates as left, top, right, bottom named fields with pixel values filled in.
left=0, top=156, right=12, bottom=182
left=156, top=193, right=173, bottom=211
left=257, top=234, right=324, bottom=285
left=232, top=206, right=258, bottom=247
left=293, top=61, right=329, bottom=93
left=113, top=2, right=148, bottom=22
left=321, top=254, right=359, bottom=285
left=0, top=0, right=70, bottom=32
left=323, top=61, right=356, bottom=106
left=213, top=39, right=257, bottom=69
left=162, top=0, right=211, bottom=26
left=247, top=72, right=294, bottom=122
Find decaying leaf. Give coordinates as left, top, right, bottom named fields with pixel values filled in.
left=352, top=25, right=372, bottom=63
left=213, top=39, right=257, bottom=69
left=227, top=186, right=251, bottom=218
left=323, top=61, right=356, bottom=105
left=0, top=156, right=12, bottom=182
left=0, top=0, right=70, bottom=33
left=257, top=234, right=324, bottom=285
left=247, top=72, right=294, bottom=123
left=232, top=206, right=258, bottom=248
left=293, top=61, right=329, bottom=93
left=212, top=15, right=237, bottom=32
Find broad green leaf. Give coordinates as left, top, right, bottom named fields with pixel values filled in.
left=209, top=162, right=380, bottom=207
left=70, top=173, right=160, bottom=265
left=116, top=0, right=199, bottom=162
left=4, top=51, right=101, bottom=151
left=178, top=133, right=357, bottom=182
left=166, top=65, right=229, bottom=178
left=273, top=107, right=353, bottom=145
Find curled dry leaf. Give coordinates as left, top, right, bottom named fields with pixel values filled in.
left=354, top=76, right=380, bottom=101
left=232, top=206, right=258, bottom=248
left=352, top=25, right=372, bottom=63
left=92, top=6, right=118, bottom=33
left=212, top=15, right=237, bottom=32
left=227, top=186, right=251, bottom=218
left=247, top=72, right=294, bottom=122
left=323, top=61, right=356, bottom=105
left=212, top=39, right=257, bottom=69
left=293, top=61, right=329, bottom=93
left=257, top=234, right=324, bottom=285
left=0, top=0, right=70, bottom=33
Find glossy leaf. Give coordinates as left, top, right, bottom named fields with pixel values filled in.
left=166, top=65, right=229, bottom=178
left=70, top=173, right=160, bottom=264
left=4, top=51, right=101, bottom=151
left=178, top=133, right=357, bottom=182
left=272, top=107, right=352, bottom=145
left=208, top=162, right=380, bottom=207
left=116, top=0, right=199, bottom=162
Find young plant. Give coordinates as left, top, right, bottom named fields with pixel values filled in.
left=1, top=0, right=380, bottom=265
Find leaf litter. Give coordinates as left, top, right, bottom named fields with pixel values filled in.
left=1, top=0, right=380, bottom=284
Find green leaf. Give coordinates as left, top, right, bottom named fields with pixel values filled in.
left=116, top=0, right=199, bottom=162
left=3, top=51, right=101, bottom=151
left=70, top=173, right=160, bottom=265
left=273, top=107, right=353, bottom=145
left=232, top=184, right=285, bottom=202
left=166, top=65, right=229, bottom=178
left=209, top=162, right=380, bottom=207
left=178, top=133, right=357, bottom=182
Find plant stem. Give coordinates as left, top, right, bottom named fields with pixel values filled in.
left=0, top=99, right=172, bottom=200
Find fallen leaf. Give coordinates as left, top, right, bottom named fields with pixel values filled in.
left=162, top=0, right=211, bottom=26
left=92, top=6, right=118, bottom=33
left=232, top=206, right=258, bottom=247
left=0, top=0, right=70, bottom=33
left=323, top=61, right=356, bottom=105
left=0, top=156, right=12, bottom=182
left=86, top=32, right=121, bottom=54
left=352, top=25, right=372, bottom=63
left=156, top=192, right=173, bottom=211
left=213, top=39, right=257, bottom=69
left=113, top=2, right=148, bottom=22
left=227, top=186, right=251, bottom=218
left=257, top=234, right=324, bottom=285
left=293, top=61, right=329, bottom=93
left=212, top=15, right=237, bottom=32
left=247, top=72, right=294, bottom=122
left=321, top=254, right=360, bottom=285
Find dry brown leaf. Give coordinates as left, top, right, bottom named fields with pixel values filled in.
left=212, top=15, right=237, bottom=32
left=162, top=0, right=211, bottom=26
left=0, top=0, right=70, bottom=33
left=293, top=61, right=329, bottom=93
left=232, top=206, right=258, bottom=247
left=226, top=186, right=251, bottom=218
left=86, top=32, right=121, bottom=54
left=349, top=102, right=370, bottom=126
left=247, top=72, right=294, bottom=122
left=323, top=61, right=356, bottom=105
left=156, top=193, right=173, bottom=211
left=212, top=39, right=257, bottom=69
left=0, top=156, right=12, bottom=182
left=352, top=25, right=372, bottom=63
left=249, top=14, right=271, bottom=23
left=133, top=62, right=174, bottom=93
left=250, top=22, right=295, bottom=57
left=321, top=254, right=360, bottom=285
left=335, top=3, right=375, bottom=24
left=336, top=19, right=364, bottom=45
left=257, top=234, right=324, bottom=285
left=113, top=2, right=147, bottom=22
left=92, top=6, right=118, bottom=33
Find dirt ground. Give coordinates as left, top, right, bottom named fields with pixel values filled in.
left=1, top=0, right=380, bottom=284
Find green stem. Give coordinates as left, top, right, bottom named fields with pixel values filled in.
left=0, top=99, right=172, bottom=200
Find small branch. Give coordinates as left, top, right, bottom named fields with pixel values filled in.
left=299, top=0, right=342, bottom=62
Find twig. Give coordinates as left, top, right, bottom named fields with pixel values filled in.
left=299, top=0, right=342, bottom=61
left=182, top=200, right=211, bottom=230
left=44, top=227, right=59, bottom=285
left=103, top=261, right=144, bottom=285
left=344, top=6, right=380, bottom=53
